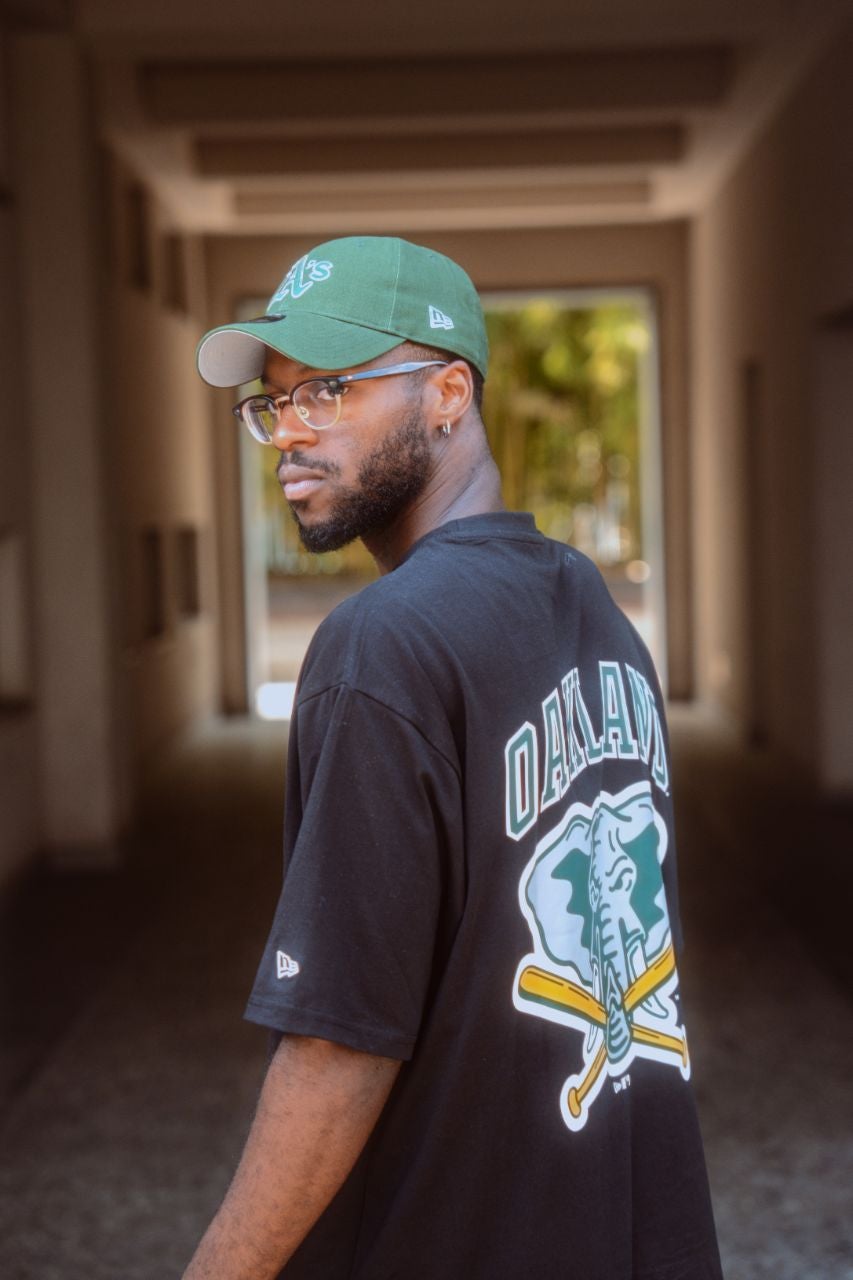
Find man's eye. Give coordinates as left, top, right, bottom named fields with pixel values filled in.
left=316, top=382, right=345, bottom=402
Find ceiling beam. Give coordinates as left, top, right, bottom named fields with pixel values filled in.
left=233, top=178, right=652, bottom=218
left=139, top=46, right=735, bottom=125
left=225, top=176, right=654, bottom=232
left=196, top=123, right=685, bottom=178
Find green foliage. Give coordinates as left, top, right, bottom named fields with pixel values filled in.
left=483, top=299, right=647, bottom=564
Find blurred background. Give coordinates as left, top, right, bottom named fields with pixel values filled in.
left=0, top=0, right=851, bottom=1276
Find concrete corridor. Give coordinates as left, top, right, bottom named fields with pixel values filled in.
left=0, top=711, right=851, bottom=1280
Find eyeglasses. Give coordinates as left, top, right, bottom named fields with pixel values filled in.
left=232, top=360, right=448, bottom=443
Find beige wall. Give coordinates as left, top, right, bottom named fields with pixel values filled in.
left=206, top=220, right=693, bottom=703
left=0, top=27, right=39, bottom=889
left=1, top=32, right=224, bottom=893
left=691, top=12, right=853, bottom=787
left=5, top=32, right=124, bottom=879
left=107, top=163, right=220, bottom=780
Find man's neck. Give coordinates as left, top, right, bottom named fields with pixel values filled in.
left=363, top=451, right=505, bottom=575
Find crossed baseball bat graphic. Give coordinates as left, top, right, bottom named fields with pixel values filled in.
left=517, top=942, right=688, bottom=1118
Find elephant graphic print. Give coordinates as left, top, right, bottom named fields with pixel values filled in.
left=513, top=780, right=690, bottom=1131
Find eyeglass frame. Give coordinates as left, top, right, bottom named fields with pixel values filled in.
left=232, top=359, right=449, bottom=441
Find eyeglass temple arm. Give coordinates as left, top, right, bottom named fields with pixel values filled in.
left=336, top=360, right=448, bottom=386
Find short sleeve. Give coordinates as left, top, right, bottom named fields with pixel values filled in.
left=244, top=683, right=461, bottom=1059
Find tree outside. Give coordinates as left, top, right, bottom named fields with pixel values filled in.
left=483, top=295, right=650, bottom=577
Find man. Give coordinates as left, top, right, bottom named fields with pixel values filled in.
left=187, top=236, right=722, bottom=1279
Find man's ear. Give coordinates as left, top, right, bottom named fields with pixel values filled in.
left=433, top=360, right=473, bottom=424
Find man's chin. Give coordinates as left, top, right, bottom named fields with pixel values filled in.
left=295, top=515, right=359, bottom=554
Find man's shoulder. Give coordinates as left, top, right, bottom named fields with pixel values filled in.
left=298, top=518, right=630, bottom=702
left=297, top=522, right=522, bottom=709
left=297, top=573, right=432, bottom=702
left=311, top=523, right=494, bottom=642
left=313, top=569, right=424, bottom=641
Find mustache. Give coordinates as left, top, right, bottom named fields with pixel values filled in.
left=275, top=451, right=340, bottom=480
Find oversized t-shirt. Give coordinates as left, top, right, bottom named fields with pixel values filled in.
left=245, top=512, right=722, bottom=1280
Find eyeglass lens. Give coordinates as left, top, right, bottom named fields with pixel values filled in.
left=292, top=380, right=341, bottom=429
left=241, top=398, right=278, bottom=443
left=240, top=380, right=340, bottom=441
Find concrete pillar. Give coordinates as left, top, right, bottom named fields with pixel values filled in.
left=12, top=33, right=122, bottom=864
left=814, top=326, right=853, bottom=794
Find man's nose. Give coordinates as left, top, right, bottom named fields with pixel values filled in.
left=271, top=405, right=317, bottom=452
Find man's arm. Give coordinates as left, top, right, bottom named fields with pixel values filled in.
left=182, top=1034, right=401, bottom=1280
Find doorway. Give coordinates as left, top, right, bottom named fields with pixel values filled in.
left=238, top=288, right=666, bottom=716
left=482, top=288, right=666, bottom=675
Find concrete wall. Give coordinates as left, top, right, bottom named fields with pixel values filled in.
left=0, top=32, right=223, bottom=893
left=691, top=12, right=853, bottom=789
left=106, top=161, right=220, bottom=780
left=0, top=25, right=39, bottom=889
left=206, top=221, right=692, bottom=704
left=11, top=32, right=125, bottom=872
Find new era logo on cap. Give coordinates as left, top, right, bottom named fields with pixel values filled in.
left=428, top=305, right=455, bottom=331
left=276, top=950, right=300, bottom=980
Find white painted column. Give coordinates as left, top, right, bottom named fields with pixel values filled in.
left=12, top=33, right=122, bottom=863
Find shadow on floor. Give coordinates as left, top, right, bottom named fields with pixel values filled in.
left=0, top=709, right=851, bottom=1279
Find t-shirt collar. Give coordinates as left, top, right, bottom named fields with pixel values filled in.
left=399, top=511, right=540, bottom=566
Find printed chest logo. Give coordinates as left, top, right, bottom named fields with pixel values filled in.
left=512, top=779, right=689, bottom=1131
left=276, top=951, right=300, bottom=980
left=270, top=255, right=334, bottom=305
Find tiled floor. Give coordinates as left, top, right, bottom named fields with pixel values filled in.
left=668, top=708, right=853, bottom=1279
left=0, top=710, right=851, bottom=1279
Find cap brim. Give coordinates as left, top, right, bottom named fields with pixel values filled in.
left=196, top=313, right=406, bottom=388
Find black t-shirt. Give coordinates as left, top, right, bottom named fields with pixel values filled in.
left=246, top=512, right=722, bottom=1280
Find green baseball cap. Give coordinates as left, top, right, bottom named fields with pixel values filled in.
left=196, top=235, right=489, bottom=387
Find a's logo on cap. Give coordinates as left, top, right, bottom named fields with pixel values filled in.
left=428, top=305, right=455, bottom=331
left=269, top=255, right=334, bottom=308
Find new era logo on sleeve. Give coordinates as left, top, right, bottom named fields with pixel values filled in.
left=428, top=305, right=455, bottom=330
left=276, top=950, right=300, bottom=980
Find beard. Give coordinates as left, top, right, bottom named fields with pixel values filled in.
left=286, top=406, right=432, bottom=554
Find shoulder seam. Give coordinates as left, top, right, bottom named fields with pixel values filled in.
left=297, top=682, right=461, bottom=779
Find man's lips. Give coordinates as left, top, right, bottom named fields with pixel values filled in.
left=278, top=465, right=329, bottom=501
